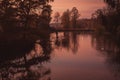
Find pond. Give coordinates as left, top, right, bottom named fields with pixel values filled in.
left=0, top=32, right=120, bottom=80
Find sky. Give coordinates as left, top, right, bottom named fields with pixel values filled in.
left=50, top=0, right=106, bottom=19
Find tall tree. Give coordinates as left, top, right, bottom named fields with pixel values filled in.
left=61, top=9, right=70, bottom=28
left=70, top=7, right=80, bottom=28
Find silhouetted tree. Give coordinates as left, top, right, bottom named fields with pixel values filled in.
left=61, top=7, right=80, bottom=28
left=70, top=7, right=80, bottom=28
left=0, top=0, right=54, bottom=31
left=91, top=0, right=120, bottom=35
left=104, top=0, right=120, bottom=12
left=61, top=9, right=70, bottom=28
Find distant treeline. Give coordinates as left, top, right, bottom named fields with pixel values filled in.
left=53, top=7, right=80, bottom=28
left=52, top=7, right=95, bottom=30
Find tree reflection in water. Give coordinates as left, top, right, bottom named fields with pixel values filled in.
left=0, top=38, right=52, bottom=80
left=92, top=35, right=120, bottom=80
left=1, top=32, right=120, bottom=80
left=50, top=32, right=80, bottom=54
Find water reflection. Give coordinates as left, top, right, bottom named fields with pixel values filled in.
left=0, top=32, right=120, bottom=80
left=92, top=35, right=120, bottom=80
left=50, top=32, right=81, bottom=54
left=0, top=37, right=52, bottom=80
left=50, top=32, right=120, bottom=80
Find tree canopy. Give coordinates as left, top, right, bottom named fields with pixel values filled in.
left=71, top=7, right=80, bottom=27
left=91, top=0, right=120, bottom=34
left=61, top=7, right=80, bottom=28
left=0, top=0, right=54, bottom=31
left=104, top=0, right=120, bottom=13
left=61, top=9, right=70, bottom=28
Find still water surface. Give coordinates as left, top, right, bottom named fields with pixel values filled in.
left=0, top=32, right=120, bottom=80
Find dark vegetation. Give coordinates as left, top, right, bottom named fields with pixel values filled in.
left=92, top=0, right=120, bottom=37
left=91, top=1, right=120, bottom=74
left=0, top=39, right=52, bottom=80
left=0, top=0, right=54, bottom=33
left=0, top=0, right=54, bottom=62
left=0, top=0, right=120, bottom=79
left=0, top=0, right=54, bottom=52
left=1, top=0, right=119, bottom=35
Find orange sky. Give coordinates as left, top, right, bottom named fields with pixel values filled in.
left=50, top=0, right=106, bottom=19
